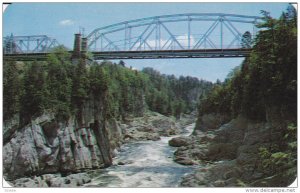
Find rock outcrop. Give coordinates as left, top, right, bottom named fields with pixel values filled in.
left=3, top=114, right=115, bottom=181
left=122, top=112, right=181, bottom=142
left=173, top=116, right=295, bottom=187
left=194, top=113, right=230, bottom=132
left=168, top=136, right=190, bottom=147
left=3, top=110, right=185, bottom=187
left=12, top=173, right=91, bottom=187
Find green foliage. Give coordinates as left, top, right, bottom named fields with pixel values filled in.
left=46, top=46, right=73, bottom=120
left=241, top=31, right=252, bottom=48
left=197, top=6, right=297, bottom=122
left=259, top=147, right=295, bottom=176
left=236, top=179, right=247, bottom=187
left=258, top=121, right=297, bottom=181
left=4, top=48, right=212, bottom=124
left=89, top=64, right=110, bottom=97
left=3, top=61, right=22, bottom=120
left=71, top=60, right=89, bottom=106
left=21, top=61, right=49, bottom=124
left=143, top=67, right=212, bottom=117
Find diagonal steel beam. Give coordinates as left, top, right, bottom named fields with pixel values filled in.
left=161, top=37, right=172, bottom=49
left=160, top=22, right=184, bottom=50
left=223, top=17, right=242, bottom=37
left=193, top=19, right=219, bottom=49
left=137, top=24, right=157, bottom=50
left=33, top=38, right=46, bottom=52
left=47, top=39, right=59, bottom=51
left=102, top=34, right=120, bottom=51
left=130, top=23, right=154, bottom=50
left=206, top=37, right=217, bottom=49
left=222, top=20, right=241, bottom=48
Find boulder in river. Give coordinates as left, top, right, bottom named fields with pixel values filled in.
left=11, top=172, right=91, bottom=187
left=168, top=136, right=190, bottom=147
left=174, top=156, right=195, bottom=165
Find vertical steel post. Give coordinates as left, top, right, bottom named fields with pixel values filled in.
left=156, top=20, right=161, bottom=50
left=128, top=27, right=131, bottom=51
left=27, top=37, right=30, bottom=53
left=100, top=34, right=103, bottom=51
left=220, top=17, right=223, bottom=49
left=155, top=22, right=158, bottom=50
left=158, top=22, right=161, bottom=49
left=36, top=39, right=39, bottom=53
left=188, top=16, right=191, bottom=49
left=95, top=33, right=98, bottom=51
left=10, top=37, right=13, bottom=54
left=125, top=23, right=128, bottom=50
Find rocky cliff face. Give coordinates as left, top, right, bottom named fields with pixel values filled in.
left=3, top=112, right=119, bottom=180
left=3, top=107, right=185, bottom=187
left=172, top=115, right=296, bottom=187
left=3, top=93, right=130, bottom=183
left=194, top=113, right=230, bottom=133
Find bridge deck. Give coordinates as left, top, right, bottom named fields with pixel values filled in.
left=3, top=48, right=251, bottom=61
left=3, top=52, right=50, bottom=61
left=92, top=48, right=251, bottom=60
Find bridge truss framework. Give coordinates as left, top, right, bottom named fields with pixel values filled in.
left=3, top=35, right=60, bottom=54
left=3, top=13, right=261, bottom=60
left=86, top=13, right=260, bottom=52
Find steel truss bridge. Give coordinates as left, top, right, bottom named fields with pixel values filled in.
left=3, top=13, right=261, bottom=61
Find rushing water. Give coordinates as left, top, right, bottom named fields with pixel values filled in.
left=84, top=124, right=196, bottom=187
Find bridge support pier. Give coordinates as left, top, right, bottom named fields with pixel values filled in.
left=72, top=33, right=88, bottom=64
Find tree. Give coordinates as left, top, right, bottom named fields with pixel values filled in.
left=47, top=46, right=73, bottom=120
left=172, top=100, right=185, bottom=120
left=3, top=61, right=22, bottom=120
left=118, top=60, right=125, bottom=67
left=71, top=59, right=89, bottom=125
left=21, top=61, right=49, bottom=124
left=196, top=6, right=297, bottom=122
left=241, top=31, right=252, bottom=48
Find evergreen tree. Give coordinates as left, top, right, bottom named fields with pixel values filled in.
left=47, top=46, right=73, bottom=120
left=197, top=6, right=297, bottom=122
left=3, top=61, right=22, bottom=120
left=241, top=31, right=252, bottom=48
left=21, top=61, right=49, bottom=124
left=71, top=59, right=89, bottom=125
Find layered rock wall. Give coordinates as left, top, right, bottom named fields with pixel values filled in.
left=3, top=114, right=117, bottom=180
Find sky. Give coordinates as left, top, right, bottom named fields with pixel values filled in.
left=3, top=2, right=290, bottom=82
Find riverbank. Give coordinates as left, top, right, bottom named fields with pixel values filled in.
left=170, top=115, right=296, bottom=187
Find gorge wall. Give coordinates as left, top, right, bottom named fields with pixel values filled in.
left=3, top=108, right=120, bottom=180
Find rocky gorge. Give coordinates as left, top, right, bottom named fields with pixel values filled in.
left=3, top=106, right=296, bottom=188
left=3, top=109, right=194, bottom=187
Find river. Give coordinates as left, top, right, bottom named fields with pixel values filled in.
left=84, top=123, right=196, bottom=187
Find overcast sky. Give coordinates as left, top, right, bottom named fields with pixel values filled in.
left=3, top=2, right=290, bottom=82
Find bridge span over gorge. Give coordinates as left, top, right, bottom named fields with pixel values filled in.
left=3, top=13, right=261, bottom=61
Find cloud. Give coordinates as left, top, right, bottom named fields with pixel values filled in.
left=59, top=19, right=74, bottom=26
left=119, top=34, right=196, bottom=50
left=145, top=34, right=195, bottom=50
left=145, top=39, right=168, bottom=49
left=177, top=34, right=195, bottom=48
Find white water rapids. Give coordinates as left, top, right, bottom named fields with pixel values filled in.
left=84, top=123, right=196, bottom=187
